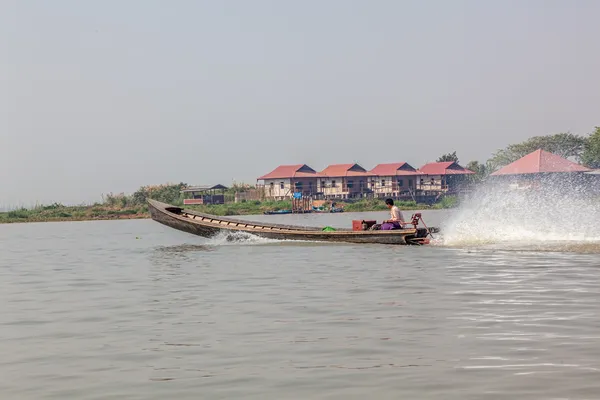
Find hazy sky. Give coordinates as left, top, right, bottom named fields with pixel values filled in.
left=2, top=0, right=599, bottom=206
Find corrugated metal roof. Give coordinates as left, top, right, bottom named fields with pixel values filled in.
left=320, top=163, right=374, bottom=177
left=258, top=164, right=320, bottom=180
left=369, top=162, right=423, bottom=176
left=418, top=161, right=475, bottom=175
left=490, top=149, right=591, bottom=176
left=181, top=184, right=228, bottom=192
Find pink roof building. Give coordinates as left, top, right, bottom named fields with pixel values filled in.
left=418, top=161, right=475, bottom=176
left=257, top=164, right=321, bottom=180
left=319, top=163, right=373, bottom=178
left=369, top=162, right=423, bottom=177
left=417, top=161, right=475, bottom=193
left=257, top=164, right=321, bottom=199
left=369, top=162, right=423, bottom=196
left=490, top=149, right=591, bottom=175
left=319, top=163, right=373, bottom=198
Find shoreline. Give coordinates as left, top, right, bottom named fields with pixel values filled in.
left=0, top=213, right=150, bottom=225
left=0, top=202, right=452, bottom=225
left=1, top=183, right=458, bottom=224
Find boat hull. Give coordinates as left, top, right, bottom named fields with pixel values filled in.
left=148, top=199, right=434, bottom=245
left=263, top=210, right=292, bottom=215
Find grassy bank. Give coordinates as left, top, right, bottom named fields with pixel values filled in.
left=339, top=197, right=457, bottom=212
left=0, top=196, right=458, bottom=224
left=186, top=200, right=292, bottom=216
left=0, top=203, right=149, bottom=224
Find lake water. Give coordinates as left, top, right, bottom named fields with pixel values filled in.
left=1, top=208, right=600, bottom=399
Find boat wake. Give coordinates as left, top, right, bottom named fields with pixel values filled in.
left=439, top=181, right=600, bottom=253
left=203, top=231, right=344, bottom=247
left=205, top=231, right=282, bottom=246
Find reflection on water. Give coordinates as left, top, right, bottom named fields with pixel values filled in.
left=150, top=244, right=214, bottom=267
left=1, top=218, right=599, bottom=399
left=154, top=243, right=214, bottom=253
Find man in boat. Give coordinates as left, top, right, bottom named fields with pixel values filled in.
left=381, top=198, right=405, bottom=230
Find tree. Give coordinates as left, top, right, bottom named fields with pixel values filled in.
left=437, top=151, right=459, bottom=163
left=581, top=126, right=600, bottom=169
left=466, top=160, right=493, bottom=183
left=466, top=160, right=483, bottom=178
left=489, top=132, right=587, bottom=168
left=132, top=182, right=188, bottom=206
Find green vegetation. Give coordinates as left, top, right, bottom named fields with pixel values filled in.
left=187, top=200, right=292, bottom=216
left=431, top=195, right=458, bottom=209
left=341, top=198, right=424, bottom=212
left=340, top=197, right=459, bottom=212
left=436, top=151, right=459, bottom=163
left=0, top=203, right=147, bottom=224
left=127, top=182, right=188, bottom=206
left=465, top=160, right=493, bottom=183
left=581, top=127, right=600, bottom=169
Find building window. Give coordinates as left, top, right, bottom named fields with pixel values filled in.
left=397, top=179, right=403, bottom=187
left=332, top=180, right=337, bottom=188
left=408, top=179, right=413, bottom=187
left=280, top=182, right=284, bottom=189
left=308, top=182, right=313, bottom=191
left=381, top=179, right=385, bottom=187
left=347, top=180, right=353, bottom=188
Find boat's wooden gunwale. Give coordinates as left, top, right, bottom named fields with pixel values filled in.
left=176, top=210, right=417, bottom=236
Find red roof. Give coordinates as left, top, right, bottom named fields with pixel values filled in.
left=320, top=163, right=374, bottom=177
left=258, top=164, right=320, bottom=180
left=369, top=162, right=423, bottom=176
left=418, top=161, right=475, bottom=175
left=490, top=149, right=591, bottom=176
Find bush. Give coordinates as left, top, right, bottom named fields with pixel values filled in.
left=7, top=209, right=30, bottom=219
left=143, top=182, right=187, bottom=205
left=42, top=202, right=64, bottom=210
left=432, top=195, right=458, bottom=209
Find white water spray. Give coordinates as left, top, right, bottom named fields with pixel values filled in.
left=441, top=178, right=600, bottom=248
left=205, top=231, right=282, bottom=246
left=204, top=231, right=327, bottom=246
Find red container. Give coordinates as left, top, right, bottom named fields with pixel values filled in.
left=352, top=220, right=377, bottom=231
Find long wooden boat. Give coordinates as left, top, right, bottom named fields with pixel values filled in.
left=148, top=199, right=437, bottom=245
left=263, top=209, right=293, bottom=215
